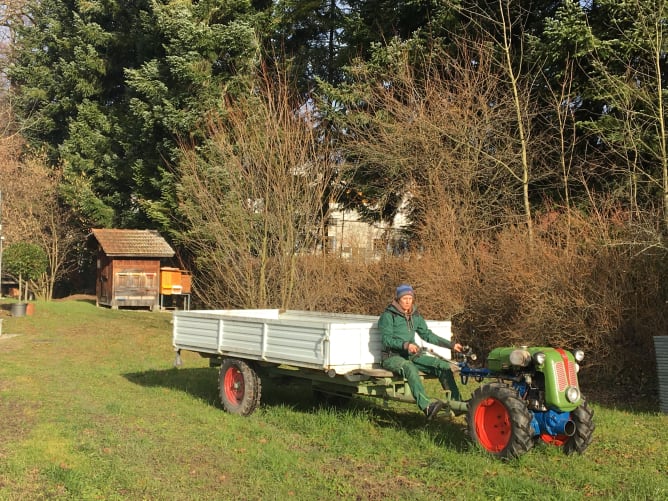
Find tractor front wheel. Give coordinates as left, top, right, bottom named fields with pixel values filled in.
left=562, top=398, right=595, bottom=455
left=467, top=383, right=534, bottom=459
left=218, top=358, right=262, bottom=416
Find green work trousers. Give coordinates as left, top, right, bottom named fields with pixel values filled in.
left=382, top=354, right=461, bottom=411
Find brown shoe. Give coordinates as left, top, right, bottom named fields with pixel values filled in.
left=424, top=400, right=444, bottom=420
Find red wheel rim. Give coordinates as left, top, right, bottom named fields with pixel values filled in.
left=224, top=366, right=244, bottom=405
left=473, top=397, right=512, bottom=452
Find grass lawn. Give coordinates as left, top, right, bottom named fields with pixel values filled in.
left=0, top=299, right=666, bottom=500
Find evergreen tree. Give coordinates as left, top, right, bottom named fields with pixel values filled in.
left=344, top=0, right=458, bottom=56
left=8, top=0, right=258, bottom=230
left=9, top=0, right=161, bottom=227
left=123, top=0, right=258, bottom=231
left=262, top=0, right=351, bottom=93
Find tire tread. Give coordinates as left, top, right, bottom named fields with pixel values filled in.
left=218, top=358, right=262, bottom=416
left=467, top=383, right=534, bottom=459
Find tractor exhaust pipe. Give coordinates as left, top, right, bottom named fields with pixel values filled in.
left=563, top=419, right=576, bottom=436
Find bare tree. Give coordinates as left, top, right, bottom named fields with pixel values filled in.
left=446, top=0, right=542, bottom=241
left=538, top=57, right=592, bottom=250
left=176, top=67, right=344, bottom=309
left=339, top=38, right=540, bottom=245
left=0, top=132, right=81, bottom=299
left=328, top=39, right=548, bottom=316
left=583, top=0, right=668, bottom=237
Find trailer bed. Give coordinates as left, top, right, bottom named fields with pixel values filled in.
left=172, top=309, right=452, bottom=375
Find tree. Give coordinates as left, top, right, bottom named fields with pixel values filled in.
left=264, top=1, right=463, bottom=95
left=8, top=0, right=259, bottom=231
left=3, top=242, right=48, bottom=301
left=268, top=0, right=350, bottom=90
left=584, top=0, right=668, bottom=234
left=0, top=127, right=82, bottom=300
left=321, top=38, right=540, bottom=243
left=7, top=0, right=152, bottom=227
left=446, top=0, right=548, bottom=242
left=124, top=0, right=259, bottom=232
left=176, top=65, right=344, bottom=309
left=530, top=0, right=668, bottom=242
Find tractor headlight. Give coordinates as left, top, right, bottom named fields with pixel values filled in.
left=566, top=386, right=580, bottom=403
left=509, top=349, right=532, bottom=367
left=574, top=363, right=580, bottom=373
left=533, top=351, right=546, bottom=365
left=573, top=349, right=585, bottom=362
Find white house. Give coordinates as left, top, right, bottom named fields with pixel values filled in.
left=326, top=202, right=410, bottom=261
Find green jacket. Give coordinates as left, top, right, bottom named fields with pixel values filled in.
left=378, top=301, right=452, bottom=355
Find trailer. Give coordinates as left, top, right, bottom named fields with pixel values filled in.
left=172, top=308, right=454, bottom=415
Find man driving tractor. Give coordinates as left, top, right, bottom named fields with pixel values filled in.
left=378, top=284, right=463, bottom=419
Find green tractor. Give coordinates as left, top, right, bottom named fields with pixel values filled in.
left=453, top=345, right=595, bottom=459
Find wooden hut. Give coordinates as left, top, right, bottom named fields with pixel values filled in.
left=90, top=229, right=175, bottom=310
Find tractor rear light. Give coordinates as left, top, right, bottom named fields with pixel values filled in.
left=509, top=349, right=531, bottom=367
left=533, top=351, right=546, bottom=365
left=565, top=386, right=580, bottom=403
left=573, top=349, right=585, bottom=362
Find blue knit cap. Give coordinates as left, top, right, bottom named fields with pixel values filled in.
left=395, top=284, right=415, bottom=300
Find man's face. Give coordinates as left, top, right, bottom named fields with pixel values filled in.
left=398, top=294, right=413, bottom=312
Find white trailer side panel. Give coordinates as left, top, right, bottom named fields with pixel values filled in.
left=173, top=309, right=451, bottom=374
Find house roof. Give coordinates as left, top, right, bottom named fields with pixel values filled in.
left=90, top=229, right=175, bottom=258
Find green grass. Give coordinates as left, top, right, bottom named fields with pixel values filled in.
left=0, top=300, right=666, bottom=500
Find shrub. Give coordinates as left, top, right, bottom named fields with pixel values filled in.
left=3, top=242, right=48, bottom=301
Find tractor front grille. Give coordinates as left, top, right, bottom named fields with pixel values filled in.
left=553, top=360, right=578, bottom=391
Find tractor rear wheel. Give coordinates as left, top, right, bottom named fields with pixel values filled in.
left=218, top=358, right=262, bottom=416
left=562, top=398, right=595, bottom=455
left=467, top=383, right=534, bottom=459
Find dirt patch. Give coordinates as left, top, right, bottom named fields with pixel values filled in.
left=54, top=294, right=96, bottom=303
left=0, top=399, right=38, bottom=458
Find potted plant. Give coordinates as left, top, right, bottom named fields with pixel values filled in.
left=3, top=242, right=48, bottom=316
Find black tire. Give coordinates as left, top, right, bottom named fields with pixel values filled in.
left=218, top=358, right=261, bottom=416
left=562, top=398, right=595, bottom=455
left=467, top=383, right=534, bottom=459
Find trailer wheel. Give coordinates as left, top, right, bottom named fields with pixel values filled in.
left=561, top=398, right=595, bottom=455
left=467, top=383, right=534, bottom=459
left=218, top=358, right=261, bottom=416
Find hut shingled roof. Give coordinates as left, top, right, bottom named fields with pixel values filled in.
left=90, top=229, right=175, bottom=258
